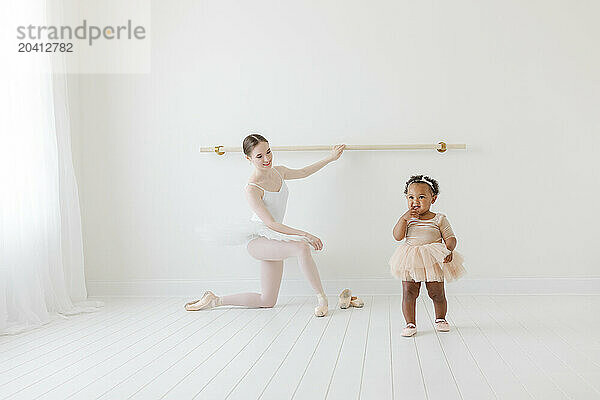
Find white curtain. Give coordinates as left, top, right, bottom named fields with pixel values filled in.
left=0, top=1, right=101, bottom=335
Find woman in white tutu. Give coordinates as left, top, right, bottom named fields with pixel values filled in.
left=186, top=134, right=345, bottom=316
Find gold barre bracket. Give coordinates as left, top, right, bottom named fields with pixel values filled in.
left=437, top=142, right=447, bottom=153
left=214, top=146, right=225, bottom=155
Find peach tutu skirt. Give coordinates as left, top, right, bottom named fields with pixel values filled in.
left=389, top=242, right=466, bottom=282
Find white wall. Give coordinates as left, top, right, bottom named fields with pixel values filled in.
left=72, top=0, right=600, bottom=295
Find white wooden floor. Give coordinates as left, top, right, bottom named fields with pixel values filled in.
left=1, top=295, right=599, bottom=400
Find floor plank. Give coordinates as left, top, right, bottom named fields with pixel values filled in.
left=1, top=298, right=183, bottom=399
left=53, top=305, right=231, bottom=399
left=127, top=302, right=290, bottom=399
left=0, top=297, right=151, bottom=355
left=451, top=296, right=564, bottom=399
left=325, top=296, right=373, bottom=400
left=516, top=296, right=600, bottom=355
left=259, top=296, right=337, bottom=400
left=389, top=295, right=428, bottom=400
left=467, top=295, right=600, bottom=399
left=96, top=307, right=247, bottom=399
left=490, top=296, right=600, bottom=391
left=448, top=296, right=533, bottom=399
left=198, top=298, right=315, bottom=399
left=358, top=295, right=394, bottom=400
left=0, top=298, right=168, bottom=385
left=164, top=298, right=304, bottom=399
left=421, top=297, right=496, bottom=399
left=414, top=297, right=462, bottom=400
left=292, top=296, right=354, bottom=400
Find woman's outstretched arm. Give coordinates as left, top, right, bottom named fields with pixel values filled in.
left=277, top=144, right=345, bottom=180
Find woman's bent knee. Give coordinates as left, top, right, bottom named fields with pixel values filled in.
left=261, top=299, right=277, bottom=308
left=295, top=241, right=312, bottom=256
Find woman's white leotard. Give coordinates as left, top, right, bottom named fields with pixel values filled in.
left=246, top=168, right=307, bottom=244
left=196, top=168, right=308, bottom=246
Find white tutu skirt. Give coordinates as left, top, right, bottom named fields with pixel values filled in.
left=389, top=242, right=466, bottom=282
left=196, top=220, right=309, bottom=246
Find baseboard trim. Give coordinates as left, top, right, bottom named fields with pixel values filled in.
left=87, top=277, right=600, bottom=297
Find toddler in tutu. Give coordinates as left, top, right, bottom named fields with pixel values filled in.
left=389, top=175, right=466, bottom=337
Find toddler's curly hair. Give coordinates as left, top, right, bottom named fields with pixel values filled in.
left=404, top=175, right=440, bottom=196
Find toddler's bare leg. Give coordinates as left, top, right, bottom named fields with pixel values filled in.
left=425, top=281, right=447, bottom=319
left=402, top=281, right=421, bottom=325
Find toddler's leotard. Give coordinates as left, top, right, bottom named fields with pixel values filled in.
left=389, top=213, right=466, bottom=282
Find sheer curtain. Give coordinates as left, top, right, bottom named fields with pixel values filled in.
left=0, top=1, right=101, bottom=335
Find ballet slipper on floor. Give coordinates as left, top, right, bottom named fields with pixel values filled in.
left=402, top=323, right=417, bottom=337
left=185, top=291, right=219, bottom=311
left=435, top=318, right=450, bottom=332
left=350, top=296, right=364, bottom=308
left=338, top=289, right=352, bottom=309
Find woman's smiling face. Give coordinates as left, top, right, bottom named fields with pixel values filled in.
left=247, top=141, right=273, bottom=169
left=406, top=183, right=437, bottom=214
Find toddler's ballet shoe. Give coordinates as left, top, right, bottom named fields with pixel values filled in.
left=350, top=296, right=364, bottom=308
left=401, top=323, right=417, bottom=337
left=435, top=318, right=450, bottom=332
left=338, top=289, right=352, bottom=309
left=185, top=291, right=219, bottom=311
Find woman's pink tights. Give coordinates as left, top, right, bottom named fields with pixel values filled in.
left=219, top=237, right=325, bottom=308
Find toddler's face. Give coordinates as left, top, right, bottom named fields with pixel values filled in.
left=406, top=183, right=437, bottom=215
left=247, top=141, right=273, bottom=170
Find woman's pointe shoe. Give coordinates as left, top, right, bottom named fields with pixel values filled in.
left=338, top=289, right=352, bottom=309
left=315, top=294, right=328, bottom=317
left=185, top=291, right=220, bottom=311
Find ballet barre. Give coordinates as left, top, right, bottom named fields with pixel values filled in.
left=199, top=142, right=466, bottom=155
